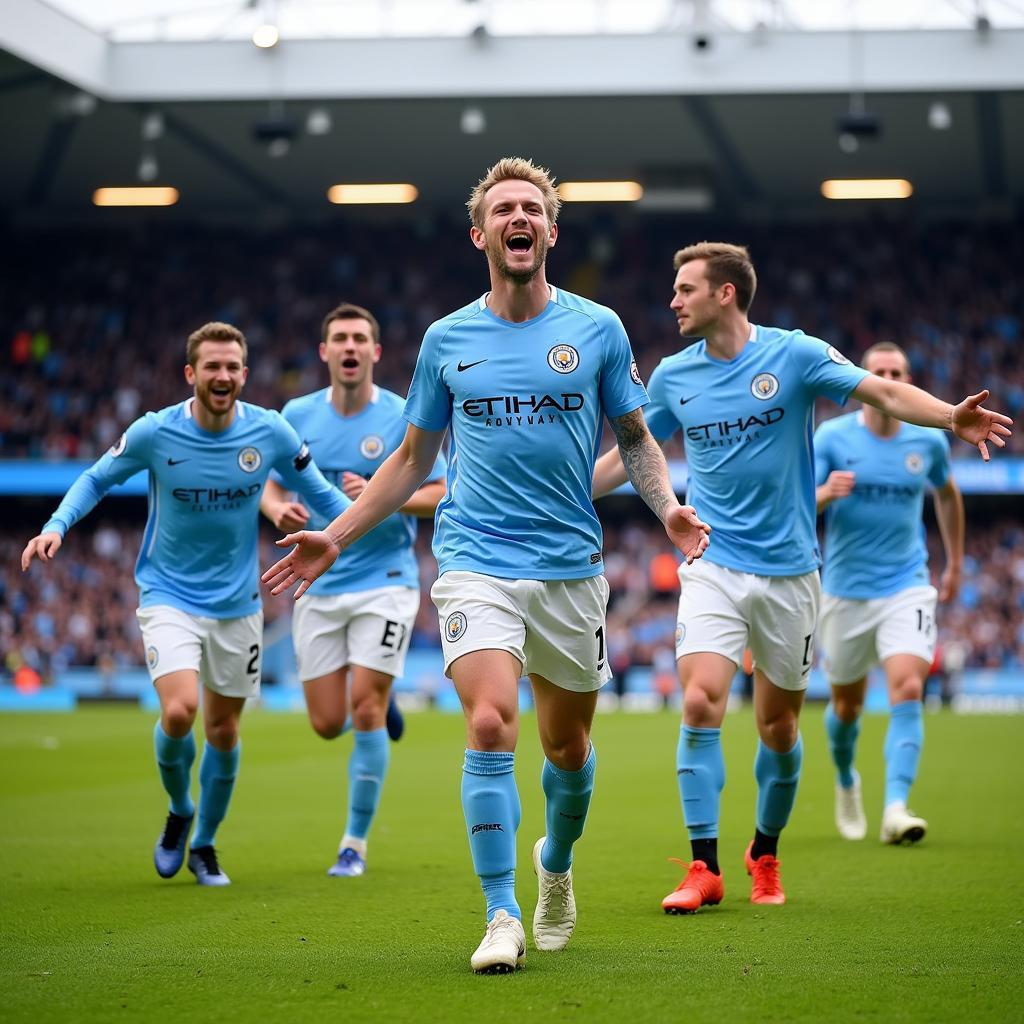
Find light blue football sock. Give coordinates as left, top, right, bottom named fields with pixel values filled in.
left=884, top=700, right=923, bottom=807
left=825, top=703, right=860, bottom=789
left=754, top=736, right=803, bottom=837
left=344, top=727, right=390, bottom=841
left=191, top=742, right=240, bottom=849
left=462, top=749, right=521, bottom=922
left=153, top=722, right=195, bottom=819
left=541, top=744, right=596, bottom=873
left=677, top=726, right=724, bottom=840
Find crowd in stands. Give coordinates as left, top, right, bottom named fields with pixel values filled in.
left=2, top=215, right=1022, bottom=682
left=2, top=217, right=1022, bottom=460
left=5, top=516, right=1023, bottom=681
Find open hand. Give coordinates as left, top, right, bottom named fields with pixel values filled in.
left=664, top=504, right=711, bottom=565
left=261, top=530, right=340, bottom=598
left=952, top=390, right=1013, bottom=461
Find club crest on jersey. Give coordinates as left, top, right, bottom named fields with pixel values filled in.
left=547, top=344, right=579, bottom=374
left=750, top=372, right=780, bottom=400
left=237, top=447, right=262, bottom=473
left=110, top=433, right=127, bottom=457
left=675, top=623, right=686, bottom=647
left=360, top=435, right=385, bottom=460
left=146, top=646, right=159, bottom=669
left=445, top=611, right=468, bottom=642
left=905, top=452, right=924, bottom=474
left=826, top=345, right=851, bottom=365
left=630, top=360, right=643, bottom=386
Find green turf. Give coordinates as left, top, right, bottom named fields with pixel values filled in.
left=1, top=706, right=1021, bottom=1023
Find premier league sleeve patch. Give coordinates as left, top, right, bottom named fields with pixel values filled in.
left=110, top=433, right=128, bottom=457
left=630, top=360, right=643, bottom=386
left=826, top=345, right=851, bottom=365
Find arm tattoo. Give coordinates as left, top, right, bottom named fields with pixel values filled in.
left=611, top=408, right=674, bottom=521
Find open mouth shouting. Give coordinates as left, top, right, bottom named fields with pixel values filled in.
left=505, top=232, right=533, bottom=255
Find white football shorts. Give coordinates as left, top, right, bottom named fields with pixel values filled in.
left=290, top=585, right=419, bottom=682
left=674, top=559, right=821, bottom=691
left=819, top=585, right=938, bottom=685
left=136, top=604, right=263, bottom=698
left=430, top=570, right=612, bottom=693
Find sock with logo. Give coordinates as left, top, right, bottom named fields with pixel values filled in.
left=884, top=700, right=924, bottom=807
left=541, top=744, right=596, bottom=873
left=677, top=726, right=724, bottom=871
left=754, top=736, right=803, bottom=839
left=462, top=749, right=521, bottom=922
left=154, top=721, right=196, bottom=819
left=825, top=702, right=860, bottom=789
left=344, top=727, right=389, bottom=841
left=191, top=742, right=240, bottom=848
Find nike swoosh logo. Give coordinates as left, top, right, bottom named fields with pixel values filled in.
left=457, top=359, right=488, bottom=372
left=597, top=661, right=606, bottom=671
left=679, top=395, right=699, bottom=406
left=167, top=458, right=188, bottom=466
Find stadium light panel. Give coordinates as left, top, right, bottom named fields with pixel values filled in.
left=558, top=181, right=644, bottom=203
left=327, top=184, right=419, bottom=205
left=252, top=23, right=280, bottom=48
left=92, top=187, right=179, bottom=207
left=821, top=179, right=913, bottom=200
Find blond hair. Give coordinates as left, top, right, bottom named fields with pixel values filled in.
left=186, top=322, right=247, bottom=367
left=466, top=156, right=561, bottom=229
left=673, top=241, right=757, bottom=313
left=862, top=341, right=909, bottom=371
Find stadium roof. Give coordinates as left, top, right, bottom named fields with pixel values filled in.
left=3, top=0, right=1023, bottom=223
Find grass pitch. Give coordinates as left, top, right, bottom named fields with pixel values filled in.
left=1, top=705, right=1021, bottom=1023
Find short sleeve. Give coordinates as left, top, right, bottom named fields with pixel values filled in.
left=597, top=311, right=649, bottom=420
left=927, top=430, right=952, bottom=489
left=644, top=361, right=680, bottom=442
left=791, top=333, right=870, bottom=406
left=404, top=324, right=452, bottom=432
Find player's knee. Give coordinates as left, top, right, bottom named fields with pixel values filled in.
left=544, top=733, right=590, bottom=772
left=309, top=712, right=345, bottom=740
left=205, top=718, right=239, bottom=750
left=759, top=712, right=799, bottom=752
left=682, top=684, right=722, bottom=727
left=891, top=678, right=923, bottom=704
left=350, top=691, right=387, bottom=732
left=467, top=705, right=515, bottom=751
left=832, top=693, right=862, bottom=721
left=163, top=701, right=197, bottom=736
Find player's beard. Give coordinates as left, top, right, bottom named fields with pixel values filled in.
left=489, top=235, right=548, bottom=285
left=195, top=380, right=239, bottom=416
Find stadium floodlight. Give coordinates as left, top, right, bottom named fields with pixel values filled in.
left=252, top=23, right=280, bottom=48
left=137, top=154, right=159, bottom=182
left=820, top=179, right=913, bottom=200
left=928, top=101, right=953, bottom=130
left=93, top=187, right=179, bottom=207
left=327, top=184, right=419, bottom=205
left=460, top=106, right=487, bottom=135
left=558, top=181, right=644, bottom=203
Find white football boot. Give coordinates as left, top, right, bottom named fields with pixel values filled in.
left=532, top=837, right=577, bottom=951
left=470, top=910, right=526, bottom=974
left=834, top=773, right=868, bottom=841
left=880, top=802, right=928, bottom=845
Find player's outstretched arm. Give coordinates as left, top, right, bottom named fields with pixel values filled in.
left=20, top=532, right=63, bottom=571
left=263, top=424, right=446, bottom=597
left=853, top=376, right=1013, bottom=461
left=259, top=478, right=310, bottom=533
left=934, top=477, right=965, bottom=602
left=610, top=408, right=711, bottom=565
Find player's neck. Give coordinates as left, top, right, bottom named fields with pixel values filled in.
left=702, top=316, right=751, bottom=361
left=862, top=406, right=900, bottom=438
left=330, top=379, right=374, bottom=417
left=190, top=397, right=236, bottom=432
left=485, top=270, right=552, bottom=323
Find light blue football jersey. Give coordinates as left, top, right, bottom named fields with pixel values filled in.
left=815, top=412, right=951, bottom=599
left=404, top=287, right=648, bottom=579
left=645, top=325, right=869, bottom=576
left=42, top=400, right=350, bottom=618
left=278, top=385, right=446, bottom=595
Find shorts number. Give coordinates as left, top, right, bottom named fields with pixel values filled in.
left=246, top=643, right=260, bottom=675
left=801, top=633, right=813, bottom=669
left=595, top=625, right=605, bottom=667
left=915, top=608, right=934, bottom=637
left=381, top=619, right=407, bottom=650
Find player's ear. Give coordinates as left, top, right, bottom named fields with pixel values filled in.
left=372, top=342, right=382, bottom=365
left=319, top=341, right=328, bottom=364
left=546, top=222, right=558, bottom=249
left=469, top=225, right=487, bottom=252
left=719, top=281, right=736, bottom=308
left=240, top=366, right=248, bottom=386
left=184, top=363, right=196, bottom=386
